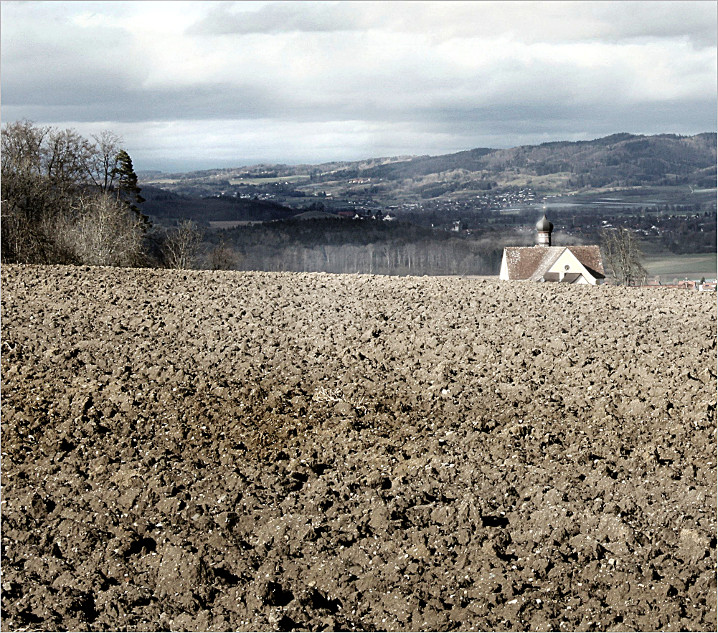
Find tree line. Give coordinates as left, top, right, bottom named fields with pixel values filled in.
left=198, top=219, right=507, bottom=276
left=1, top=121, right=194, bottom=268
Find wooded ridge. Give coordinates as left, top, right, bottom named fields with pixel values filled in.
left=142, top=132, right=717, bottom=196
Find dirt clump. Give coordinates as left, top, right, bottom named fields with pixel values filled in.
left=1, top=264, right=716, bottom=631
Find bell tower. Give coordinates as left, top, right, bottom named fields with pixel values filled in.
left=536, top=213, right=553, bottom=247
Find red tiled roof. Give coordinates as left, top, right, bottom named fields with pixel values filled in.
left=564, top=246, right=605, bottom=277
left=502, top=246, right=604, bottom=281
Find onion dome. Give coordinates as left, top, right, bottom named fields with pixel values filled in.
left=536, top=214, right=553, bottom=232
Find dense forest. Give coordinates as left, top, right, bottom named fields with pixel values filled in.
left=200, top=219, right=512, bottom=276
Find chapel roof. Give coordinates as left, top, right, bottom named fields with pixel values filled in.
left=502, top=245, right=605, bottom=281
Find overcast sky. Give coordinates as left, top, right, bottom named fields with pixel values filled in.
left=2, top=1, right=716, bottom=172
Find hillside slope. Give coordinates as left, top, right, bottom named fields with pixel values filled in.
left=140, top=186, right=300, bottom=223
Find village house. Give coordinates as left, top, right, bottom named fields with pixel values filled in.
left=500, top=214, right=605, bottom=285
left=675, top=280, right=698, bottom=290
left=661, top=279, right=717, bottom=291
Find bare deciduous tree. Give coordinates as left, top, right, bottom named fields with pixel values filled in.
left=44, top=128, right=94, bottom=195
left=209, top=239, right=238, bottom=270
left=88, top=130, right=123, bottom=192
left=53, top=193, right=146, bottom=267
left=2, top=121, right=72, bottom=262
left=163, top=220, right=203, bottom=269
left=600, top=227, right=648, bottom=286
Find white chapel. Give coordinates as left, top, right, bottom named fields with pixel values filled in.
left=499, top=215, right=605, bottom=285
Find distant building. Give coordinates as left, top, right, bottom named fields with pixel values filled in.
left=499, top=214, right=605, bottom=285
left=675, top=280, right=698, bottom=290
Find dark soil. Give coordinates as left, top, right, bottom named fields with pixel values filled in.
left=1, top=264, right=716, bottom=632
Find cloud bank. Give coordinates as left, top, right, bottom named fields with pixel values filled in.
left=2, top=1, right=715, bottom=171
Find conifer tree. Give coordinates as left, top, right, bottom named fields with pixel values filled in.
left=113, top=150, right=149, bottom=226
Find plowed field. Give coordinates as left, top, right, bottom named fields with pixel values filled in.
left=1, top=265, right=716, bottom=631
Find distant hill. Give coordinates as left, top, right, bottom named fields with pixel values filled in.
left=322, top=132, right=717, bottom=189
left=333, top=148, right=496, bottom=180
left=139, top=133, right=716, bottom=217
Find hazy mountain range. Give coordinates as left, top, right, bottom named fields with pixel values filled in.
left=142, top=132, right=716, bottom=187
left=139, top=132, right=717, bottom=223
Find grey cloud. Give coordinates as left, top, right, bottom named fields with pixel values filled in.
left=2, top=81, right=285, bottom=123
left=186, top=1, right=363, bottom=36
left=125, top=96, right=716, bottom=170
left=413, top=98, right=717, bottom=142
left=592, top=1, right=717, bottom=47
left=4, top=65, right=716, bottom=139
left=439, top=1, right=718, bottom=47
left=186, top=1, right=717, bottom=49
left=1, top=6, right=149, bottom=106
